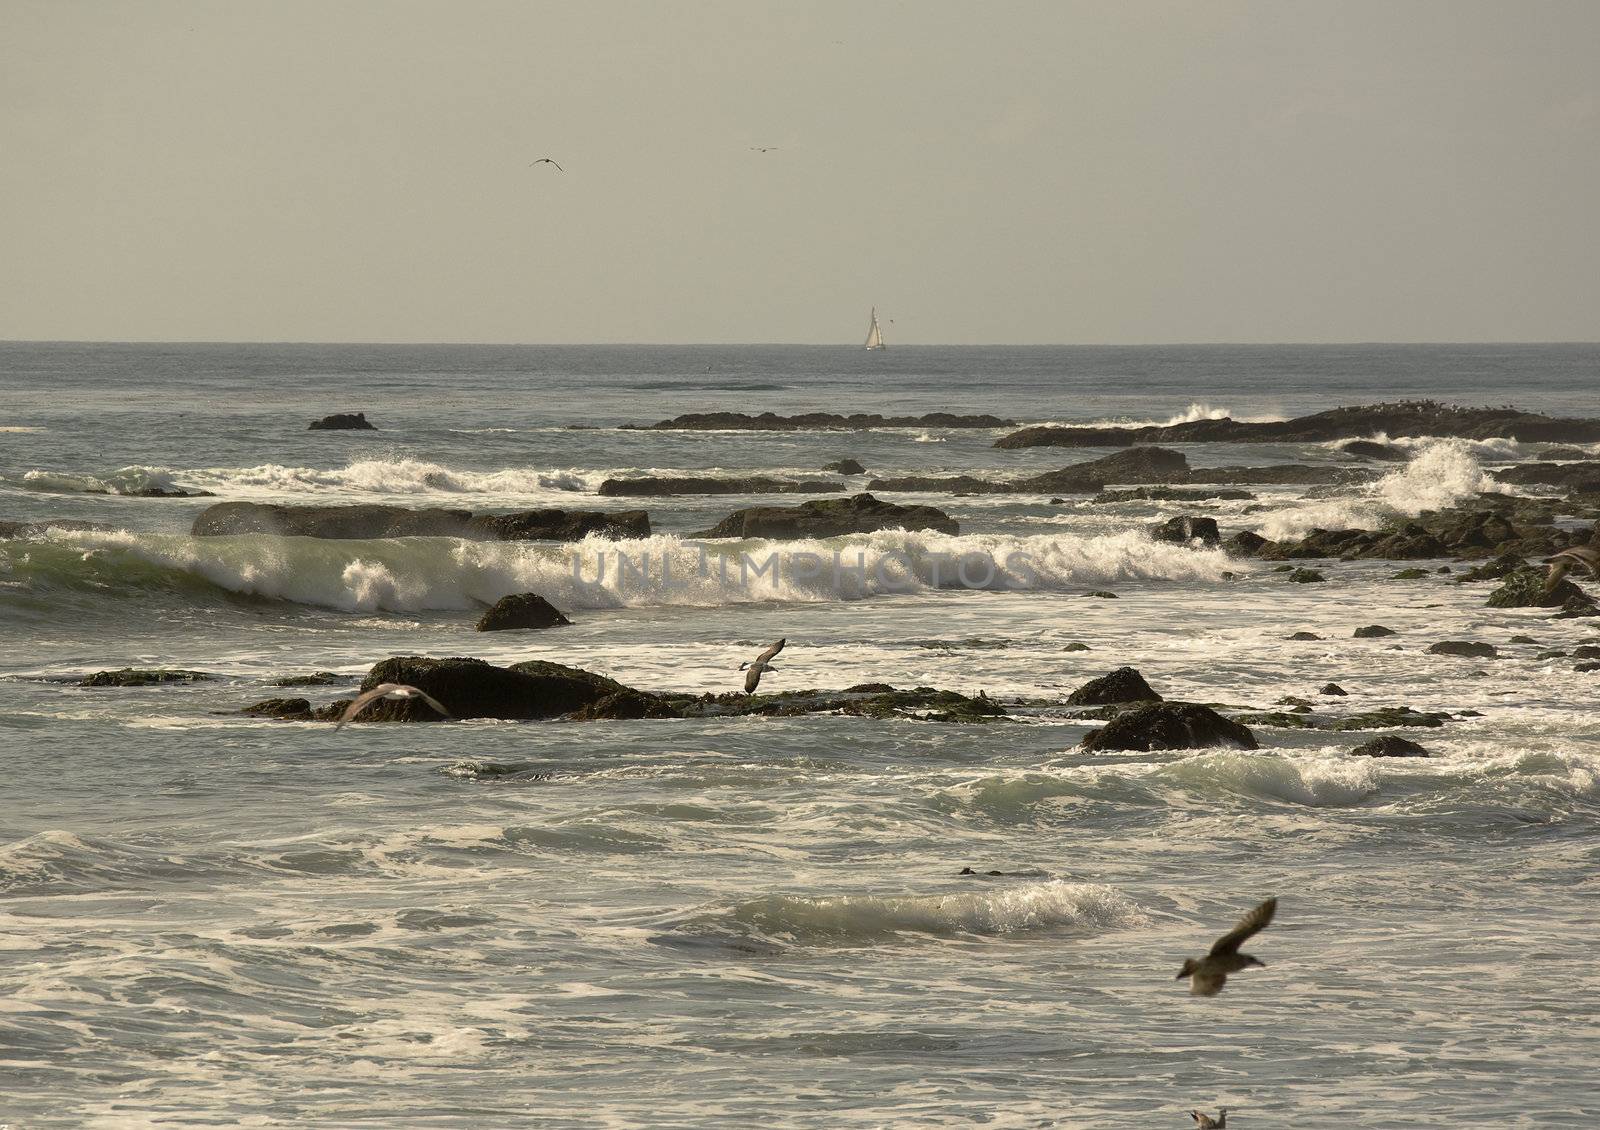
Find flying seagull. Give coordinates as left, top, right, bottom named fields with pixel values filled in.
left=749, top=146, right=778, bottom=153
left=739, top=638, right=785, bottom=694
left=529, top=158, right=564, bottom=171
left=333, top=683, right=453, bottom=731
left=1176, top=896, right=1277, bottom=996
left=1543, top=545, right=1600, bottom=594
left=1187, top=1109, right=1227, bottom=1128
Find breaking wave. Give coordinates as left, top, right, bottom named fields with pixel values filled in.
left=1254, top=439, right=1502, bottom=541
left=686, top=880, right=1147, bottom=945
left=10, top=465, right=193, bottom=495
left=4, top=527, right=1238, bottom=613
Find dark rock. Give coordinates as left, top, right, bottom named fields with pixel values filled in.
left=271, top=671, right=349, bottom=687
left=1150, top=515, right=1221, bottom=546
left=994, top=401, right=1600, bottom=449
left=1013, top=447, right=1190, bottom=493
left=1083, top=590, right=1119, bottom=599
left=1360, top=524, right=1448, bottom=559
left=1223, top=530, right=1271, bottom=557
left=79, top=668, right=214, bottom=687
left=690, top=493, right=958, bottom=539
left=1350, top=735, right=1430, bottom=758
left=866, top=475, right=1009, bottom=494
left=309, top=412, right=376, bottom=431
left=1507, top=635, right=1538, bottom=644
left=1485, top=567, right=1594, bottom=610
left=566, top=691, right=681, bottom=720
left=823, top=459, right=867, bottom=475
left=1065, top=666, right=1162, bottom=706
left=1495, top=461, right=1600, bottom=488
left=1354, top=625, right=1397, bottom=637
left=1339, top=440, right=1410, bottom=462
left=1538, top=649, right=1569, bottom=659
left=1048, top=497, right=1066, bottom=505
left=1288, top=632, right=1322, bottom=640
left=1092, top=486, right=1256, bottom=504
left=1287, top=568, right=1326, bottom=583
left=1081, top=702, right=1258, bottom=752
left=1577, top=661, right=1600, bottom=672
left=1260, top=528, right=1372, bottom=560
left=1062, top=641, right=1092, bottom=651
left=1571, top=645, right=1600, bottom=659
left=1428, top=640, right=1497, bottom=658
left=598, top=477, right=842, bottom=497
left=355, top=656, right=636, bottom=722
left=1391, top=568, right=1430, bottom=579
left=1199, top=465, right=1377, bottom=486
left=637, top=411, right=1015, bottom=431
left=1320, top=683, right=1348, bottom=696
left=191, top=502, right=649, bottom=541
left=1455, top=552, right=1528, bottom=582
left=1438, top=512, right=1522, bottom=554
left=242, top=697, right=314, bottom=719
left=474, top=594, right=572, bottom=632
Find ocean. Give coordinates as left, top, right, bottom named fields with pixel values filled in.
left=2, top=341, right=1598, bottom=1128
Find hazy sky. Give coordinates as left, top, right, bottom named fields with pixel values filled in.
left=2, top=1, right=1596, bottom=344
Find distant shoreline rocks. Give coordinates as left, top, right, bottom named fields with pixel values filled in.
left=309, top=412, right=377, bottom=430
left=190, top=501, right=650, bottom=541
left=626, top=411, right=1016, bottom=431
left=690, top=492, right=959, bottom=539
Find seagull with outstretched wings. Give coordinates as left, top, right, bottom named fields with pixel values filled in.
left=333, top=683, right=454, bottom=731
left=1176, top=897, right=1276, bottom=996
left=529, top=158, right=564, bottom=171
left=739, top=638, right=786, bottom=694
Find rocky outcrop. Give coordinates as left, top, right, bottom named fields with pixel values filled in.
left=475, top=594, right=572, bottom=632
left=823, top=459, right=867, bottom=475
left=691, top=493, right=958, bottom=539
left=1354, top=625, right=1397, bottom=637
left=1494, top=461, right=1600, bottom=489
left=309, top=412, right=376, bottom=430
left=1350, top=735, right=1430, bottom=757
left=1065, top=667, right=1162, bottom=706
left=1014, top=447, right=1191, bottom=493
left=994, top=401, right=1600, bottom=449
left=1093, top=486, right=1256, bottom=503
left=1339, top=440, right=1410, bottom=462
left=79, top=668, right=214, bottom=687
left=632, top=412, right=1015, bottom=431
left=866, top=475, right=1010, bottom=494
left=1150, top=515, right=1221, bottom=546
left=191, top=502, right=650, bottom=541
left=1287, top=568, right=1326, bottom=583
left=1081, top=703, right=1258, bottom=752
left=352, top=656, right=635, bottom=722
left=597, top=477, right=842, bottom=497
left=1485, top=567, right=1596, bottom=612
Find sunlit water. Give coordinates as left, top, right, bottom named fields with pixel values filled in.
left=2, top=343, right=1599, bottom=1127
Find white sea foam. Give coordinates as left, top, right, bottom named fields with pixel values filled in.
left=186, top=458, right=610, bottom=497
left=1162, top=752, right=1380, bottom=807
left=1255, top=439, right=1502, bottom=541
left=39, top=527, right=1238, bottom=612
left=16, top=465, right=188, bottom=495
left=0, top=425, right=47, bottom=433
left=1056, top=403, right=1289, bottom=429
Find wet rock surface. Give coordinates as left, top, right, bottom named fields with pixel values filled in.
left=309, top=412, right=376, bottom=430
left=598, top=477, right=842, bottom=497
left=475, top=594, right=572, bottom=632
left=80, top=668, right=215, bottom=687
left=1351, top=735, right=1431, bottom=758
left=633, top=411, right=1016, bottom=431
left=1065, top=667, right=1162, bottom=706
left=691, top=493, right=958, bottom=539
left=1081, top=702, right=1258, bottom=752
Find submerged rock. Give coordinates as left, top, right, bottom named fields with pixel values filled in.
left=309, top=412, right=376, bottom=430
left=1065, top=666, right=1162, bottom=706
left=690, top=492, right=958, bottom=539
left=241, top=697, right=315, bottom=720
left=1354, top=625, right=1398, bottom=637
left=1081, top=703, right=1258, bottom=752
left=1350, top=734, right=1430, bottom=758
left=270, top=671, right=350, bottom=687
left=1288, top=631, right=1323, bottom=640
left=79, top=668, right=214, bottom=687
left=475, top=593, right=572, bottom=632
left=823, top=459, right=867, bottom=475
left=634, top=411, right=1015, bottom=431
left=1339, top=439, right=1410, bottom=462
left=1287, top=568, right=1326, bottom=583
left=1013, top=447, right=1191, bottom=493
left=191, top=502, right=650, bottom=541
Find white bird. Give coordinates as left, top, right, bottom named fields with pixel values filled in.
left=1176, top=897, right=1276, bottom=996
left=738, top=638, right=786, bottom=694
left=333, top=683, right=454, bottom=731
left=529, top=157, right=564, bottom=171
left=1187, top=1109, right=1228, bottom=1128
left=1543, top=545, right=1600, bottom=593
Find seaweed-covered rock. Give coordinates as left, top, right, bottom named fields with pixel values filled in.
left=566, top=691, right=681, bottom=720
left=1065, top=666, right=1162, bottom=706
left=1485, top=567, right=1595, bottom=611
left=1081, top=703, right=1258, bottom=752
left=690, top=493, right=958, bottom=539
left=1350, top=735, right=1430, bottom=758
left=1014, top=447, right=1190, bottom=493
left=1223, top=531, right=1271, bottom=557
left=1287, top=568, right=1326, bottom=583
left=271, top=671, right=350, bottom=687
left=355, top=656, right=635, bottom=722
left=241, top=697, right=314, bottom=720
left=1455, top=552, right=1528, bottom=582
left=1288, top=631, right=1323, bottom=640
left=1354, top=625, right=1397, bottom=638
left=475, top=593, right=572, bottom=632
left=1428, top=641, right=1497, bottom=658
left=309, top=412, right=376, bottom=430
left=79, top=668, right=214, bottom=687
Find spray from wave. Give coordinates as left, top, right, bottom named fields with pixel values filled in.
left=1255, top=440, right=1502, bottom=542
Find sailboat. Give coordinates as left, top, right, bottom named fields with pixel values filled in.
left=864, top=307, right=886, bottom=351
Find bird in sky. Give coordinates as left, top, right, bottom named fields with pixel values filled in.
left=333, top=683, right=454, bottom=731
left=739, top=638, right=786, bottom=694
left=1176, top=897, right=1277, bottom=996
left=749, top=146, right=778, bottom=153
left=529, top=158, right=564, bottom=171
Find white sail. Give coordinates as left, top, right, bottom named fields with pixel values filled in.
left=864, top=307, right=885, bottom=350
